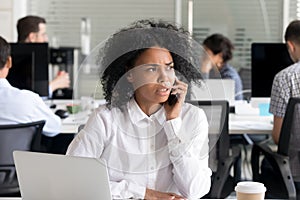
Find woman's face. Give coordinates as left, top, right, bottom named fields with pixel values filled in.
left=127, top=47, right=175, bottom=107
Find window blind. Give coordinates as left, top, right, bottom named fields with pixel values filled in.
left=190, top=0, right=284, bottom=69
left=27, top=0, right=175, bottom=49
left=27, top=0, right=176, bottom=98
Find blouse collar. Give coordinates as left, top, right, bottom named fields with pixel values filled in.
left=128, top=98, right=166, bottom=126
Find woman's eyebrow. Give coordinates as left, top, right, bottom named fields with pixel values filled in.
left=166, top=61, right=174, bottom=66
left=138, top=62, right=173, bottom=67
left=146, top=63, right=160, bottom=67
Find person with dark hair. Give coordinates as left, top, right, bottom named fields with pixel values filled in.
left=17, top=15, right=70, bottom=96
left=0, top=35, right=61, bottom=137
left=201, top=33, right=243, bottom=100
left=17, top=15, right=48, bottom=43
left=67, top=19, right=211, bottom=199
left=270, top=20, right=300, bottom=144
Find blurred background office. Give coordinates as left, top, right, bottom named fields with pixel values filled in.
left=1, top=1, right=300, bottom=198
left=0, top=0, right=298, bottom=100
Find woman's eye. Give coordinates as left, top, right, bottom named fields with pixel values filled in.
left=167, top=65, right=174, bottom=70
left=147, top=67, right=157, bottom=72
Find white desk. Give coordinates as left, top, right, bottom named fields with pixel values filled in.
left=46, top=99, right=99, bottom=134
left=60, top=111, right=90, bottom=133
left=61, top=113, right=273, bottom=134
left=0, top=198, right=21, bottom=200
left=0, top=198, right=232, bottom=200
left=51, top=100, right=273, bottom=135
left=229, top=113, right=273, bottom=134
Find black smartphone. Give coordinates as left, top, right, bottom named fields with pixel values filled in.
left=167, top=93, right=179, bottom=106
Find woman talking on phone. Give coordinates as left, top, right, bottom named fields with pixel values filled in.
left=66, top=19, right=211, bottom=200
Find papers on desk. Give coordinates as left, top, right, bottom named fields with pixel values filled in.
left=230, top=120, right=273, bottom=131
left=62, top=110, right=90, bottom=125
left=235, top=103, right=259, bottom=115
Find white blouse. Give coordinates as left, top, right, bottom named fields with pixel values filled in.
left=66, top=98, right=211, bottom=199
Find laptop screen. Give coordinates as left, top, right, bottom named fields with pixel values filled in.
left=13, top=151, right=112, bottom=200
left=190, top=79, right=235, bottom=106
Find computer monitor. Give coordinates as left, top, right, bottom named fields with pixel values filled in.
left=7, top=43, right=49, bottom=97
left=251, top=43, right=293, bottom=97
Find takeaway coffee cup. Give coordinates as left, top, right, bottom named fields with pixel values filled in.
left=235, top=181, right=266, bottom=200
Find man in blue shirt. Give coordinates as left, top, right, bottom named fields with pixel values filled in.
left=201, top=33, right=243, bottom=100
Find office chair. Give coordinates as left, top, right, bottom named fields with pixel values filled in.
left=251, top=97, right=300, bottom=200
left=238, top=67, right=252, bottom=102
left=0, top=120, right=45, bottom=197
left=187, top=100, right=241, bottom=198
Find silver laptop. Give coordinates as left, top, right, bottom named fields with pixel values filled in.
left=13, top=151, right=112, bottom=200
left=190, top=79, right=235, bottom=106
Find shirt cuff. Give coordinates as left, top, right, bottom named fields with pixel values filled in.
left=48, top=86, right=53, bottom=98
left=164, top=117, right=182, bottom=141
left=127, top=183, right=146, bottom=199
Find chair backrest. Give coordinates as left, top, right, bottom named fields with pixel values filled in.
left=186, top=100, right=229, bottom=171
left=278, top=97, right=300, bottom=179
left=0, top=120, right=46, bottom=165
left=238, top=67, right=252, bottom=101
left=0, top=120, right=45, bottom=195
left=238, top=67, right=251, bottom=90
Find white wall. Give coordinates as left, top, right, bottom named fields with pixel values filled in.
left=0, top=0, right=13, bottom=41
left=0, top=0, right=27, bottom=42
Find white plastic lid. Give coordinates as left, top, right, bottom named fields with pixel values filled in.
left=235, top=181, right=266, bottom=194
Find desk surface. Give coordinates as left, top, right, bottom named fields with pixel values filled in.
left=229, top=113, right=272, bottom=134
left=0, top=198, right=234, bottom=200
left=47, top=99, right=98, bottom=134
left=0, top=199, right=22, bottom=200
left=51, top=100, right=273, bottom=135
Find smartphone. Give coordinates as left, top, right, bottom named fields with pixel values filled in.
left=167, top=93, right=179, bottom=106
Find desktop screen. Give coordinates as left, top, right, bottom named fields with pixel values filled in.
left=7, top=43, right=49, bottom=97
left=251, top=43, right=293, bottom=97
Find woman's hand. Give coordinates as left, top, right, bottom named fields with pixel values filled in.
left=145, top=188, right=187, bottom=200
left=164, top=78, right=188, bottom=120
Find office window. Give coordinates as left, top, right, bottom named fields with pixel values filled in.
left=27, top=0, right=176, bottom=98
left=25, top=0, right=300, bottom=98
left=27, top=0, right=175, bottom=49
left=289, top=0, right=298, bottom=20
left=181, top=0, right=285, bottom=70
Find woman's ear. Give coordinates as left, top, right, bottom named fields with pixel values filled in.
left=126, top=72, right=134, bottom=83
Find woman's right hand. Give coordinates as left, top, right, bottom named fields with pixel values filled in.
left=145, top=188, right=187, bottom=200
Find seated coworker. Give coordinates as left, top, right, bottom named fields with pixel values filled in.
left=270, top=20, right=300, bottom=144
left=0, top=36, right=61, bottom=137
left=66, top=19, right=211, bottom=199
left=201, top=33, right=243, bottom=100
left=17, top=15, right=70, bottom=97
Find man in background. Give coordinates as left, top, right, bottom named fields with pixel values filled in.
left=270, top=20, right=300, bottom=144
left=0, top=35, right=61, bottom=137
left=17, top=15, right=70, bottom=97
left=201, top=33, right=243, bottom=100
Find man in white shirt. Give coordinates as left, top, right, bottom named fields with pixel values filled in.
left=0, top=36, right=61, bottom=137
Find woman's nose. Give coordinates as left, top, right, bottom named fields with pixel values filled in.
left=158, top=71, right=175, bottom=87
left=158, top=69, right=170, bottom=82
